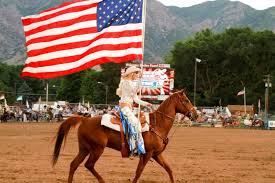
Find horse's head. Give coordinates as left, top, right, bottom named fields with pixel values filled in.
left=172, top=90, right=198, bottom=121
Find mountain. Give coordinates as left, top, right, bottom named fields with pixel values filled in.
left=0, top=0, right=275, bottom=65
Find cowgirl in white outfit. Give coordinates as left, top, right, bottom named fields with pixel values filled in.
left=116, top=66, right=152, bottom=156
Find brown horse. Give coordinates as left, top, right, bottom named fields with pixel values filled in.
left=52, top=90, right=198, bottom=183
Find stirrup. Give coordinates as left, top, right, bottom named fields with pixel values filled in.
left=129, top=152, right=137, bottom=160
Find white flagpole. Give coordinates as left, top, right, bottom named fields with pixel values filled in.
left=4, top=99, right=7, bottom=108
left=138, top=0, right=147, bottom=119
left=244, top=87, right=247, bottom=115
left=38, top=96, right=41, bottom=112
left=258, top=99, right=261, bottom=115
left=46, top=81, right=49, bottom=107
left=141, top=0, right=147, bottom=53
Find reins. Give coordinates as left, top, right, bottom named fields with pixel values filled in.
left=150, top=98, right=195, bottom=145
left=150, top=111, right=172, bottom=143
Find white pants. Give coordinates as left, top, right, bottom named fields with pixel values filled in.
left=120, top=106, right=142, bottom=132
left=120, top=106, right=144, bottom=154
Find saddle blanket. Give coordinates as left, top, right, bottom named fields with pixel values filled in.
left=101, top=114, right=150, bottom=132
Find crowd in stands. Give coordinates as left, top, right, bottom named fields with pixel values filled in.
left=0, top=104, right=115, bottom=122
left=1, top=104, right=264, bottom=128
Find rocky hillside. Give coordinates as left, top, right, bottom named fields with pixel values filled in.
left=0, top=0, right=275, bottom=64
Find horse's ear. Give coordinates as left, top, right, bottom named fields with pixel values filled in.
left=183, top=88, right=187, bottom=94
left=172, top=88, right=186, bottom=95
left=180, top=88, right=187, bottom=94
left=171, top=89, right=179, bottom=93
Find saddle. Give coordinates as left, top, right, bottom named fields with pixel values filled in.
left=109, top=111, right=148, bottom=158
left=110, top=111, right=147, bottom=128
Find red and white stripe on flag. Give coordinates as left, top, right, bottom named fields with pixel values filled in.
left=21, top=0, right=143, bottom=79
left=237, top=90, right=245, bottom=96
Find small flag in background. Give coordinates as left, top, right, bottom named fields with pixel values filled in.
left=4, top=99, right=9, bottom=109
left=21, top=0, right=144, bottom=79
left=16, top=95, right=23, bottom=101
left=258, top=99, right=261, bottom=109
left=195, top=58, right=202, bottom=63
left=26, top=99, right=30, bottom=108
left=38, top=96, right=42, bottom=111
left=258, top=99, right=261, bottom=114
left=237, top=89, right=245, bottom=96
left=78, top=102, right=81, bottom=111
left=0, top=94, right=5, bottom=100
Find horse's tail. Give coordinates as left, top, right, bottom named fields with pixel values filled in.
left=52, top=116, right=84, bottom=167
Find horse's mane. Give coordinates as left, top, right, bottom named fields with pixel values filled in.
left=157, top=92, right=178, bottom=112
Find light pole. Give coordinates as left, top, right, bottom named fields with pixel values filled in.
left=194, top=58, right=202, bottom=107
left=97, top=82, right=108, bottom=105
left=264, top=74, right=272, bottom=129
left=45, top=83, right=60, bottom=107
left=46, top=81, right=49, bottom=107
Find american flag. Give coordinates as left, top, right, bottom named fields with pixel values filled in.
left=237, top=89, right=245, bottom=96
left=21, top=0, right=144, bottom=79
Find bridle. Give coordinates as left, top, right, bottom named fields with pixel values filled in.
left=150, top=94, right=195, bottom=146
left=150, top=110, right=174, bottom=145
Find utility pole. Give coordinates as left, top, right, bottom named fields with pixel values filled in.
left=264, top=74, right=272, bottom=129
left=194, top=58, right=202, bottom=107
left=46, top=81, right=49, bottom=107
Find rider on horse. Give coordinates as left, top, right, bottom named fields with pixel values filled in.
left=116, top=66, right=152, bottom=157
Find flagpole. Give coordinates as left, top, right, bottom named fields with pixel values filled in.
left=244, top=87, right=247, bottom=115
left=138, top=0, right=147, bottom=119
left=46, top=81, right=49, bottom=107
left=258, top=99, right=261, bottom=115
left=140, top=0, right=147, bottom=72
left=38, top=96, right=41, bottom=112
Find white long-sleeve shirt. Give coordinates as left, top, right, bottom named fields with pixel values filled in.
left=118, top=80, right=149, bottom=106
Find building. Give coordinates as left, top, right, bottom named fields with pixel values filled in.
left=227, top=105, right=254, bottom=116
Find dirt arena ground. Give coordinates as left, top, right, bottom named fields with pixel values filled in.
left=0, top=122, right=275, bottom=183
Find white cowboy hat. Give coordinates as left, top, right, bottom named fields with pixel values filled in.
left=123, top=66, right=141, bottom=77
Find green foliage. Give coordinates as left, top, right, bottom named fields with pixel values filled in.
left=166, top=27, right=275, bottom=110
left=56, top=72, right=84, bottom=103
left=79, top=69, right=102, bottom=104
left=99, top=63, right=124, bottom=103
left=0, top=63, right=123, bottom=105
left=56, top=63, right=123, bottom=104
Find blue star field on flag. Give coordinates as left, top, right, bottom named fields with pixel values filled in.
left=97, top=0, right=143, bottom=31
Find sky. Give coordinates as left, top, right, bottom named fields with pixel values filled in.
left=156, top=0, right=275, bottom=10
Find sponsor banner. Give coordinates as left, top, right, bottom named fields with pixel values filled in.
left=123, top=63, right=174, bottom=101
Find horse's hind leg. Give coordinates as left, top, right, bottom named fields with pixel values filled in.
left=68, top=150, right=88, bottom=183
left=152, top=153, right=174, bottom=183
left=85, top=148, right=105, bottom=183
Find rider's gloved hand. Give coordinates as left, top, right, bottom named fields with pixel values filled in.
left=146, top=103, right=153, bottom=111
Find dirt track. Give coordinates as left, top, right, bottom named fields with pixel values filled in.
left=0, top=122, right=275, bottom=183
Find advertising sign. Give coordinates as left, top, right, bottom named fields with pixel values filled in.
left=122, top=63, right=174, bottom=101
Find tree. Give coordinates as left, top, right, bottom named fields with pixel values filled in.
left=56, top=72, right=84, bottom=102
left=79, top=69, right=102, bottom=104
left=79, top=63, right=124, bottom=104
left=166, top=28, right=275, bottom=109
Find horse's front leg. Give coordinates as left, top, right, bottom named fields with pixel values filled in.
left=153, top=153, right=174, bottom=183
left=132, top=151, right=153, bottom=183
